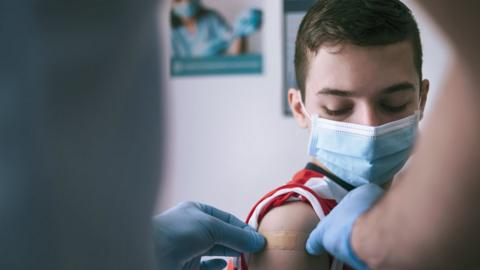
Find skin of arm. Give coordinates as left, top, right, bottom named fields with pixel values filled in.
left=227, top=37, right=247, bottom=55
left=248, top=202, right=330, bottom=270
left=351, top=2, right=480, bottom=269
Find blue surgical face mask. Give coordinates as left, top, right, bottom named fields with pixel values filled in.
left=173, top=0, right=200, bottom=18
left=300, top=94, right=420, bottom=187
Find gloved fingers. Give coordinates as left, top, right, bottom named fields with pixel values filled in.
left=306, top=219, right=327, bottom=256
left=351, top=184, right=384, bottom=205
left=195, top=202, right=265, bottom=252
left=196, top=202, right=251, bottom=229
left=240, top=8, right=262, bottom=23
left=205, top=244, right=241, bottom=257
left=208, top=218, right=266, bottom=253
left=234, top=8, right=262, bottom=37
left=200, top=259, right=227, bottom=270
left=249, top=9, right=262, bottom=27
left=305, top=184, right=384, bottom=257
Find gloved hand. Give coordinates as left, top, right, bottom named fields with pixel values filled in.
left=306, top=184, right=384, bottom=270
left=233, top=8, right=262, bottom=37
left=153, top=202, right=266, bottom=270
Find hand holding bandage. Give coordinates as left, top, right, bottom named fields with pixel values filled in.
left=306, top=184, right=384, bottom=270
left=153, top=202, right=265, bottom=270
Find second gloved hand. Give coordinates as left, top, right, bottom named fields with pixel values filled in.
left=233, top=8, right=262, bottom=37
left=306, top=184, right=384, bottom=270
left=153, top=202, right=265, bottom=270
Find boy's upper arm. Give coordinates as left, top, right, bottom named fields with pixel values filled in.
left=248, top=201, right=330, bottom=270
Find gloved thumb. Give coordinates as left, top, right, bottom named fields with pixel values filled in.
left=200, top=259, right=227, bottom=270
left=305, top=223, right=326, bottom=256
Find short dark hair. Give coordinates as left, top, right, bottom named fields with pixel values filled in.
left=294, top=0, right=423, bottom=98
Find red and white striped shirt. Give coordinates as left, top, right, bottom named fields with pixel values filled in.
left=238, top=163, right=353, bottom=270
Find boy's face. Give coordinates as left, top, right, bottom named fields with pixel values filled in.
left=289, top=41, right=429, bottom=128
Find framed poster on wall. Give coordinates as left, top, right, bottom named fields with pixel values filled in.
left=170, top=0, right=264, bottom=77
left=283, top=0, right=315, bottom=115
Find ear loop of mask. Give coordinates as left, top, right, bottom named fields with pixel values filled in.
left=297, top=90, right=356, bottom=191
left=297, top=90, right=312, bottom=121
left=417, top=99, right=424, bottom=121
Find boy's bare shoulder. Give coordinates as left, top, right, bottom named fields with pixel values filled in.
left=248, top=202, right=330, bottom=270
left=258, top=201, right=320, bottom=232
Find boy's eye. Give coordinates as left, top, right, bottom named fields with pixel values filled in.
left=323, top=107, right=352, bottom=116
left=381, top=103, right=408, bottom=113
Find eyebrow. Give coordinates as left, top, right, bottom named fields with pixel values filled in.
left=383, top=82, right=416, bottom=94
left=316, top=82, right=416, bottom=97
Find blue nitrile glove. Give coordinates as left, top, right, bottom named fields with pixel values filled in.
left=306, top=184, right=384, bottom=270
left=153, top=202, right=266, bottom=270
left=233, top=8, right=262, bottom=37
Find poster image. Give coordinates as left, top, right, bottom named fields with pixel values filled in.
left=170, top=0, right=264, bottom=76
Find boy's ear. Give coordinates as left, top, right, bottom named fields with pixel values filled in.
left=419, top=79, right=430, bottom=119
left=288, top=88, right=310, bottom=128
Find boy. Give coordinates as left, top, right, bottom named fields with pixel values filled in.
left=243, top=0, right=429, bottom=269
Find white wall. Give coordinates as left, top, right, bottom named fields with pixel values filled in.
left=156, top=0, right=453, bottom=219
